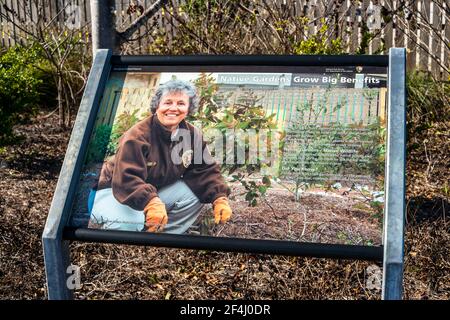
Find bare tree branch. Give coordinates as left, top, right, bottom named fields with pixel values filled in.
left=1, top=0, right=90, bottom=127
left=117, top=0, right=170, bottom=44
left=164, top=6, right=221, bottom=54
left=122, top=15, right=159, bottom=43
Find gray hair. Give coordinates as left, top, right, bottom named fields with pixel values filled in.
left=150, top=79, right=199, bottom=115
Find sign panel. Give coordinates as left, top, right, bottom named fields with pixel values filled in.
left=68, top=65, right=388, bottom=246
left=43, top=51, right=406, bottom=300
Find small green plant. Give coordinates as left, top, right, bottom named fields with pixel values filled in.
left=351, top=186, right=385, bottom=225
left=336, top=231, right=354, bottom=245
left=280, top=89, right=386, bottom=201
left=107, top=109, right=146, bottom=156
left=230, top=174, right=272, bottom=207
left=85, top=109, right=148, bottom=164
left=369, top=199, right=384, bottom=225
left=85, top=124, right=113, bottom=163
left=192, top=73, right=279, bottom=206
left=0, top=45, right=45, bottom=145
left=293, top=21, right=344, bottom=55
left=279, top=92, right=348, bottom=200
left=406, top=71, right=450, bottom=131
left=442, top=182, right=450, bottom=197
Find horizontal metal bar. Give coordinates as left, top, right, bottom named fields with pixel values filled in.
left=111, top=55, right=389, bottom=67
left=63, top=227, right=383, bottom=261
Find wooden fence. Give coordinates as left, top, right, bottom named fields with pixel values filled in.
left=0, top=0, right=448, bottom=79
left=220, top=87, right=387, bottom=129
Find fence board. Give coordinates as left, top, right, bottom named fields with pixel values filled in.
left=14, top=0, right=21, bottom=46
left=445, top=4, right=450, bottom=79
left=6, top=0, right=17, bottom=45
left=390, top=0, right=399, bottom=47
left=0, top=2, right=6, bottom=49
left=84, top=0, right=90, bottom=24
left=5, top=0, right=15, bottom=47
left=442, top=0, right=449, bottom=79
left=430, top=0, right=439, bottom=76
left=29, top=0, right=38, bottom=41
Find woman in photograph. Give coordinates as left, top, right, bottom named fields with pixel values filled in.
left=88, top=79, right=232, bottom=234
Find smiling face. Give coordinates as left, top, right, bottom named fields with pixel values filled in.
left=155, top=91, right=190, bottom=132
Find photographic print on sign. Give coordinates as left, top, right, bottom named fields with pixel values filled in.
left=69, top=65, right=388, bottom=246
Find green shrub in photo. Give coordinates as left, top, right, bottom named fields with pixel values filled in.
left=191, top=73, right=278, bottom=206
left=85, top=109, right=149, bottom=165
left=85, top=124, right=113, bottom=164
left=107, top=109, right=145, bottom=156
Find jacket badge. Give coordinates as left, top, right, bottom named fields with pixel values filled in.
left=182, top=150, right=194, bottom=168
left=147, top=161, right=157, bottom=168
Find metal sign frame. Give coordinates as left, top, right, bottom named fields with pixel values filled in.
left=42, top=48, right=406, bottom=300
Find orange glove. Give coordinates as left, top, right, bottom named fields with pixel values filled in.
left=213, top=196, right=232, bottom=224
left=144, top=197, right=168, bottom=232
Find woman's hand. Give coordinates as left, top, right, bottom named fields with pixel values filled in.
left=144, top=197, right=168, bottom=232
left=213, top=196, right=232, bottom=224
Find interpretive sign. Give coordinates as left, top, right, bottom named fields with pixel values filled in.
left=42, top=50, right=406, bottom=300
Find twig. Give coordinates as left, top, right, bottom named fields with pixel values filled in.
left=39, top=107, right=60, bottom=119
left=300, top=206, right=308, bottom=239
left=261, top=196, right=281, bottom=219
left=162, top=4, right=220, bottom=54
left=423, top=140, right=435, bottom=182
left=117, top=0, right=170, bottom=43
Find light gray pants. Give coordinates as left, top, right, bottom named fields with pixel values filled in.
left=89, top=180, right=204, bottom=234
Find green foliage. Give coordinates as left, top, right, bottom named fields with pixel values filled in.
left=150, top=0, right=248, bottom=54
left=0, top=45, right=45, bottom=145
left=0, top=30, right=91, bottom=144
left=86, top=124, right=113, bottom=164
left=189, top=73, right=220, bottom=121
left=149, top=1, right=344, bottom=55
left=34, top=31, right=91, bottom=127
left=85, top=109, right=148, bottom=165
left=355, top=29, right=385, bottom=55
left=351, top=186, right=384, bottom=225
left=293, top=22, right=344, bottom=55
left=230, top=173, right=272, bottom=207
left=369, top=200, right=384, bottom=224
left=406, top=71, right=450, bottom=132
left=442, top=182, right=450, bottom=197
left=107, top=109, right=146, bottom=156
left=356, top=29, right=372, bottom=55
left=191, top=73, right=278, bottom=206
left=21, top=31, right=91, bottom=127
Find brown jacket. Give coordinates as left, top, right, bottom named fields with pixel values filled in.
left=95, top=115, right=230, bottom=211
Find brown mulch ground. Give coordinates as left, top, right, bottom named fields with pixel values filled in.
left=198, top=185, right=382, bottom=245
left=72, top=167, right=382, bottom=245
left=0, top=112, right=448, bottom=299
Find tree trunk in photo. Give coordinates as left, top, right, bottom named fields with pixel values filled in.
left=90, top=0, right=116, bottom=56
